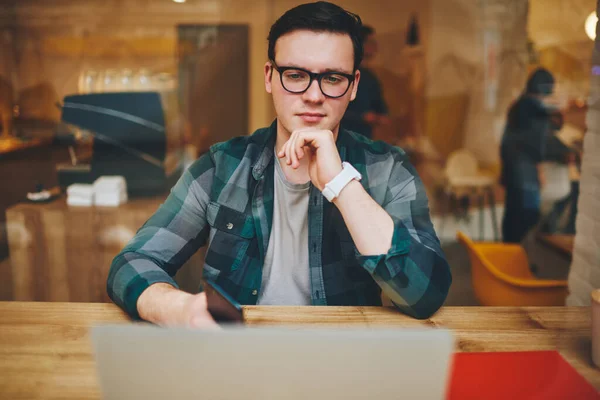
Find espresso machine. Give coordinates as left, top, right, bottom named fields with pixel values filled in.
left=57, top=91, right=183, bottom=196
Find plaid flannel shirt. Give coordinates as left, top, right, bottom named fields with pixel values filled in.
left=107, top=120, right=451, bottom=319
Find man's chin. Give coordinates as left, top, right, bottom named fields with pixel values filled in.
left=295, top=117, right=335, bottom=131
left=280, top=117, right=338, bottom=135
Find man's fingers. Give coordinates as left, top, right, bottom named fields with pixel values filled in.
left=190, top=315, right=221, bottom=330
left=188, top=292, right=222, bottom=330
left=282, top=129, right=334, bottom=169
left=293, top=132, right=310, bottom=168
left=287, top=138, right=294, bottom=166
left=296, top=143, right=305, bottom=160
left=283, top=138, right=292, bottom=165
left=295, top=132, right=309, bottom=162
left=290, top=133, right=301, bottom=168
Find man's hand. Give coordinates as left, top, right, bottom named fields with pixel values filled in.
left=277, top=129, right=342, bottom=191
left=182, top=292, right=220, bottom=329
left=137, top=283, right=219, bottom=329
left=278, top=130, right=394, bottom=257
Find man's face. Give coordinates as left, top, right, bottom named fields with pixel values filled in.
left=264, top=30, right=359, bottom=136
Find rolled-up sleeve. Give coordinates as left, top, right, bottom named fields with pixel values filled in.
left=358, top=154, right=452, bottom=319
left=107, top=153, right=215, bottom=318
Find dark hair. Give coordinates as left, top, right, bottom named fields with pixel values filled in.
left=267, top=1, right=363, bottom=71
left=526, top=68, right=555, bottom=96
left=360, top=25, right=374, bottom=41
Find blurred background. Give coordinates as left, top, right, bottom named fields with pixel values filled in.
left=0, top=0, right=596, bottom=307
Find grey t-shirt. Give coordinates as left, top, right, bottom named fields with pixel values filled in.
left=257, top=157, right=311, bottom=305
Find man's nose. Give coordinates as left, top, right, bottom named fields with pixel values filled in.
left=302, top=78, right=325, bottom=103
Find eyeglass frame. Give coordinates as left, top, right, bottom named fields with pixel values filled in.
left=270, top=60, right=356, bottom=99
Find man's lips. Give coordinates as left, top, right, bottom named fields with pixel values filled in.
left=298, top=113, right=326, bottom=122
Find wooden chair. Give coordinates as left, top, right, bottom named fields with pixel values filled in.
left=456, top=231, right=568, bottom=306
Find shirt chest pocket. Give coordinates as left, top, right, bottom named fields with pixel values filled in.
left=206, top=201, right=255, bottom=273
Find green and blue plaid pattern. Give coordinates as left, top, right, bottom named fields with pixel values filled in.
left=107, top=120, right=451, bottom=319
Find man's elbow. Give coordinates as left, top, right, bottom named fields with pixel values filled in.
left=106, top=252, right=129, bottom=302
left=411, top=291, right=450, bottom=320
left=419, top=268, right=452, bottom=319
left=394, top=267, right=452, bottom=320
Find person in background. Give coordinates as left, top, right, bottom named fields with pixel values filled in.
left=538, top=99, right=584, bottom=235
left=539, top=145, right=581, bottom=235
left=341, top=25, right=389, bottom=139
left=106, top=1, right=451, bottom=327
left=500, top=68, right=559, bottom=243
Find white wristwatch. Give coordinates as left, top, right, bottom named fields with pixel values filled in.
left=322, top=162, right=362, bottom=202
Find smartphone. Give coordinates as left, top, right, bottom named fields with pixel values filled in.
left=203, top=279, right=244, bottom=324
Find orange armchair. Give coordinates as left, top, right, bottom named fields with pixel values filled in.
left=456, top=231, right=568, bottom=306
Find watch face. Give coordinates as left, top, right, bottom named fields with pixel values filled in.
left=343, top=162, right=361, bottom=180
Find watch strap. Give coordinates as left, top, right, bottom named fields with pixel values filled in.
left=322, top=162, right=362, bottom=202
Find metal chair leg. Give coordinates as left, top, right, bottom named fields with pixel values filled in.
left=478, top=192, right=485, bottom=241
left=488, top=187, right=499, bottom=241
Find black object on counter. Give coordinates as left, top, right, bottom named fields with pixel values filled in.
left=60, top=92, right=182, bottom=197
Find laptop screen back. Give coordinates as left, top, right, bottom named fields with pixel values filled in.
left=92, top=324, right=454, bottom=400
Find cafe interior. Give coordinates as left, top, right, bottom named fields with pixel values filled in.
left=1, top=0, right=600, bottom=398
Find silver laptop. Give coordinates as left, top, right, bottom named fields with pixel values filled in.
left=92, top=324, right=454, bottom=400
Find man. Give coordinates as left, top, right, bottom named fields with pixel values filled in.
left=107, top=1, right=451, bottom=327
left=341, top=25, right=389, bottom=139
left=500, top=68, right=559, bottom=243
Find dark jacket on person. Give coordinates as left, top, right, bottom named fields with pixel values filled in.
left=341, top=67, right=388, bottom=139
left=500, top=95, right=555, bottom=196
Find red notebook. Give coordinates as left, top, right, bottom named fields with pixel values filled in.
left=447, top=351, right=599, bottom=399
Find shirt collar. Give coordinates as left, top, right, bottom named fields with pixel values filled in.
left=251, top=120, right=277, bottom=180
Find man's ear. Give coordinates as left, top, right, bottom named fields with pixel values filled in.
left=349, top=69, right=361, bottom=101
left=264, top=62, right=273, bottom=94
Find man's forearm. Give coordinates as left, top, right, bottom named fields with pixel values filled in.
left=137, top=283, right=194, bottom=326
left=333, top=180, right=394, bottom=255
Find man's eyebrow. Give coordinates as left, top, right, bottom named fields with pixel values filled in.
left=280, top=63, right=353, bottom=75
left=323, top=67, right=354, bottom=74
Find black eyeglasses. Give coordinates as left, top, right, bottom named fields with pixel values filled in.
left=271, top=61, right=355, bottom=98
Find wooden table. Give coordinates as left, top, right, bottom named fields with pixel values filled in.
left=3, top=196, right=205, bottom=302
left=539, top=234, right=575, bottom=257
left=0, top=302, right=598, bottom=399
